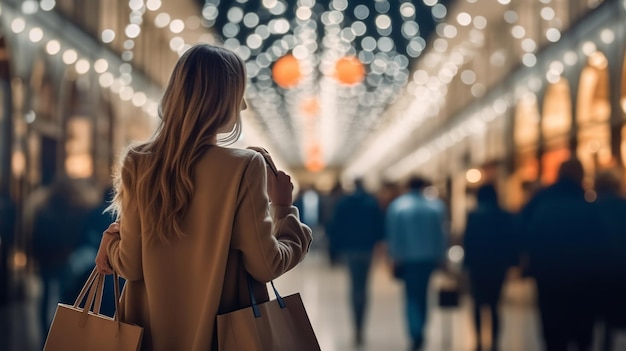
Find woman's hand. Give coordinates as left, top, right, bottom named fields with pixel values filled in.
left=247, top=146, right=293, bottom=206
left=268, top=171, right=294, bottom=207
left=95, top=222, right=120, bottom=275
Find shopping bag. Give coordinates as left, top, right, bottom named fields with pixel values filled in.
left=44, top=267, right=143, bottom=351
left=217, top=275, right=320, bottom=351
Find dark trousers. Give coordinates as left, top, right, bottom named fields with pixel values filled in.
left=536, top=281, right=594, bottom=351
left=342, top=251, right=374, bottom=339
left=469, top=273, right=505, bottom=350
left=400, top=261, right=437, bottom=348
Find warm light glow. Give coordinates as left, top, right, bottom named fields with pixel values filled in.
left=28, top=27, right=43, bottom=42
left=75, top=59, right=90, bottom=74
left=272, top=54, right=302, bottom=88
left=334, top=56, right=366, bottom=85
left=62, top=49, right=78, bottom=65
left=11, top=18, right=25, bottom=34
left=46, top=40, right=60, bottom=55
left=98, top=72, right=114, bottom=88
left=94, top=58, right=109, bottom=73
left=466, top=168, right=482, bottom=183
left=13, top=251, right=27, bottom=269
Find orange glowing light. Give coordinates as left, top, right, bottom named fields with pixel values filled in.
left=334, top=56, right=365, bottom=85
left=272, top=54, right=302, bottom=88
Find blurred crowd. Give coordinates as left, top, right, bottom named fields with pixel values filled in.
left=311, top=157, right=626, bottom=351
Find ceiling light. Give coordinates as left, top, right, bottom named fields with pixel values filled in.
left=125, top=24, right=141, bottom=38
left=46, top=40, right=60, bottom=55
left=75, top=59, right=90, bottom=75
left=512, top=25, right=525, bottom=39
left=169, top=19, right=185, bottom=34
left=521, top=38, right=536, bottom=52
left=431, top=4, right=447, bottom=19
left=62, top=49, right=78, bottom=65
left=522, top=53, right=537, bottom=67
left=10, top=18, right=25, bottom=34
left=473, top=16, right=487, bottom=30
left=582, top=41, right=596, bottom=56
left=146, top=0, right=161, bottom=11
left=94, top=59, right=109, bottom=73
left=540, top=7, right=555, bottom=20
left=456, top=12, right=472, bottom=26
left=504, top=10, right=518, bottom=24
left=98, top=73, right=114, bottom=88
left=227, top=7, right=244, bottom=23
left=563, top=51, right=578, bottom=66
left=154, top=13, right=171, bottom=28
left=600, top=28, right=615, bottom=44
left=546, top=28, right=561, bottom=42
left=28, top=27, right=43, bottom=43
left=101, top=29, right=115, bottom=43
left=400, top=3, right=416, bottom=18
left=296, top=7, right=312, bottom=20
left=21, top=0, right=38, bottom=14
left=375, top=15, right=391, bottom=30
left=461, top=70, right=476, bottom=85
left=40, top=0, right=55, bottom=11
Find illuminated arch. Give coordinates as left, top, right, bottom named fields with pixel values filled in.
left=577, top=51, right=611, bottom=178
left=541, top=78, right=573, bottom=184
left=507, top=93, right=540, bottom=210
left=621, top=50, right=626, bottom=166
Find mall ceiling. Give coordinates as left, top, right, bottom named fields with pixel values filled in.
left=195, top=0, right=456, bottom=171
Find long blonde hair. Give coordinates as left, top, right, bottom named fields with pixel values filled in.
left=108, top=44, right=246, bottom=243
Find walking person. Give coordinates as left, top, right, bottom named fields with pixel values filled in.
left=386, top=176, right=448, bottom=351
left=523, top=158, right=608, bottom=351
left=94, top=44, right=312, bottom=351
left=463, top=184, right=516, bottom=351
left=327, top=178, right=384, bottom=347
left=593, top=169, right=626, bottom=351
left=32, top=177, right=93, bottom=339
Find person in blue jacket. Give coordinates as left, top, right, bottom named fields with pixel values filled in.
left=386, top=176, right=448, bottom=351
left=327, top=178, right=384, bottom=347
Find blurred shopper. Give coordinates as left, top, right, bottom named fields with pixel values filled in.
left=65, top=186, right=121, bottom=318
left=386, top=176, right=447, bottom=351
left=32, top=177, right=93, bottom=337
left=523, top=158, right=608, bottom=351
left=594, top=169, right=626, bottom=351
left=319, top=181, right=344, bottom=265
left=94, top=45, right=312, bottom=351
left=327, top=178, right=384, bottom=347
left=0, top=191, right=16, bottom=305
left=463, top=184, right=516, bottom=351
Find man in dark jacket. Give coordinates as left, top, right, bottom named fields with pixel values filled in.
left=594, top=169, right=626, bottom=350
left=463, top=184, right=516, bottom=351
left=523, top=158, right=608, bottom=351
left=328, top=178, right=384, bottom=347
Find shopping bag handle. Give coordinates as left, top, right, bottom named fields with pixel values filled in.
left=246, top=273, right=286, bottom=318
left=74, top=267, right=123, bottom=331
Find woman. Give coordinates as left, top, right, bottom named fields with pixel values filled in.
left=95, top=44, right=312, bottom=351
left=463, top=184, right=516, bottom=351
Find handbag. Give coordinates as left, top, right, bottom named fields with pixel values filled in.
left=217, top=274, right=321, bottom=351
left=44, top=267, right=144, bottom=351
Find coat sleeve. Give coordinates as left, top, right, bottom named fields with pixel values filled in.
left=107, top=157, right=143, bottom=282
left=231, top=153, right=312, bottom=283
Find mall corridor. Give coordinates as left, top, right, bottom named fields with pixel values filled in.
left=3, top=246, right=626, bottom=351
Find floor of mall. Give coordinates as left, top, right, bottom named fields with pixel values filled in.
left=2, top=246, right=626, bottom=351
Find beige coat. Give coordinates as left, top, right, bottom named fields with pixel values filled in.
left=107, top=147, right=313, bottom=351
